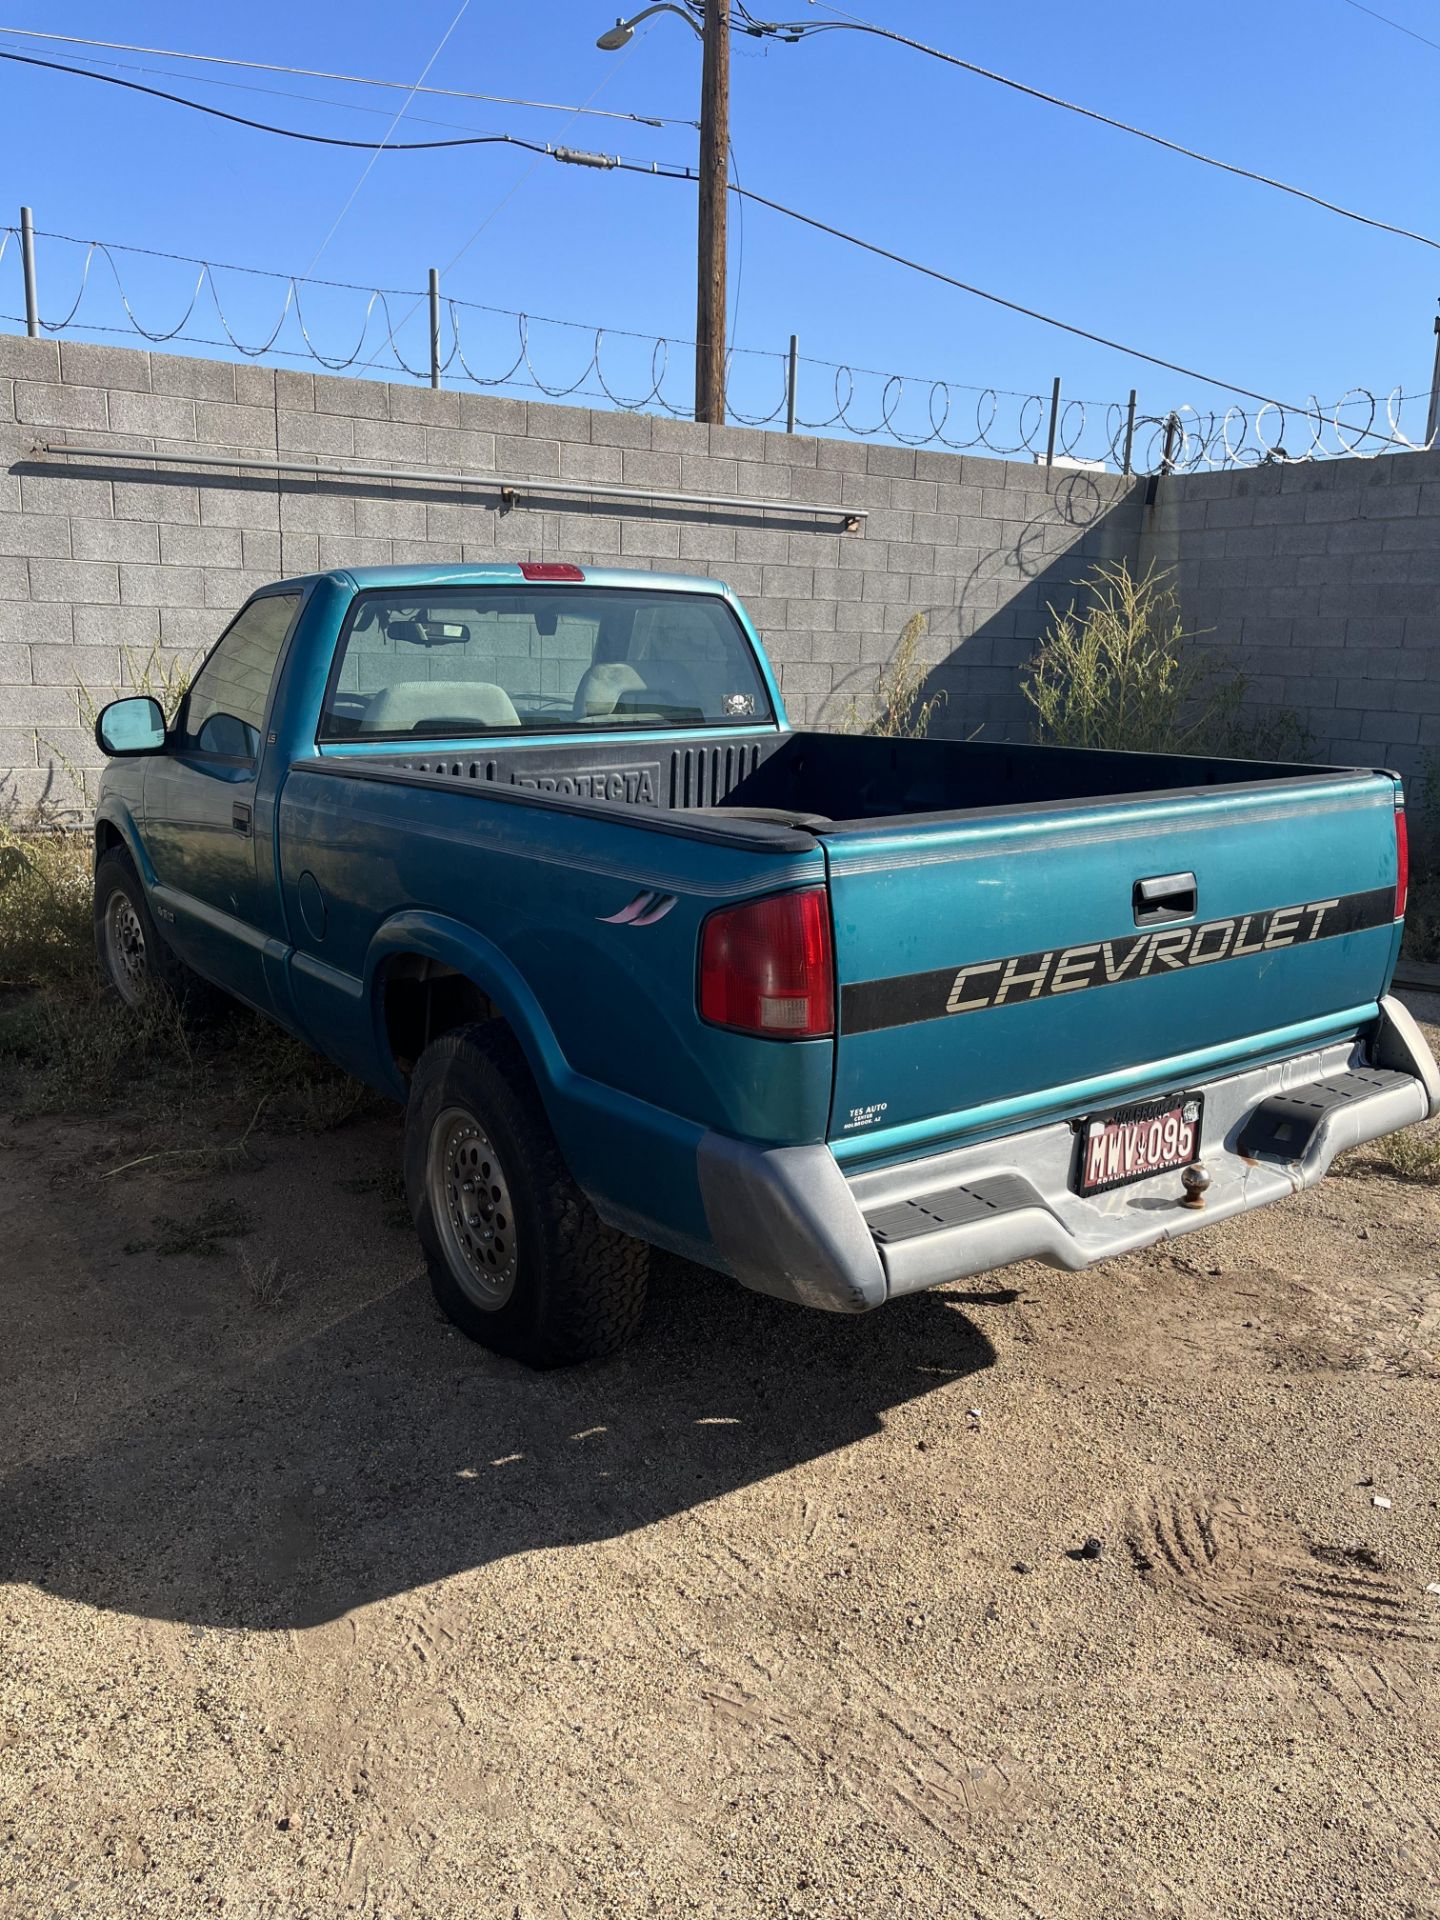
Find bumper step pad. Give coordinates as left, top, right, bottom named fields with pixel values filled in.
left=866, top=1172, right=1050, bottom=1246
left=1237, top=1066, right=1417, bottom=1160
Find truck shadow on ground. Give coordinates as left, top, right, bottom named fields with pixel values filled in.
left=1, top=1253, right=1001, bottom=1632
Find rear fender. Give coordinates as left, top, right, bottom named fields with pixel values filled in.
left=365, top=910, right=567, bottom=1105
left=363, top=909, right=714, bottom=1260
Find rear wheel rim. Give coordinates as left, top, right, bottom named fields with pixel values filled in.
left=103, top=887, right=151, bottom=1008
left=427, top=1105, right=519, bottom=1311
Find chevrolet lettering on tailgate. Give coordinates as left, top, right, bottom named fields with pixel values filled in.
left=840, top=887, right=1396, bottom=1034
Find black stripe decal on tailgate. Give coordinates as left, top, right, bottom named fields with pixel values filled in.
left=839, top=886, right=1396, bottom=1036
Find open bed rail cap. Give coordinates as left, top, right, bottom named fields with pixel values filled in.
left=294, top=745, right=824, bottom=854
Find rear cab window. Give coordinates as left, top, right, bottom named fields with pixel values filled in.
left=317, top=586, right=774, bottom=740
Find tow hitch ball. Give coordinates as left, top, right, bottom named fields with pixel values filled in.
left=1179, top=1162, right=1211, bottom=1210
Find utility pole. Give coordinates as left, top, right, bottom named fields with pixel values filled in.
left=694, top=0, right=729, bottom=425
left=1426, top=309, right=1440, bottom=452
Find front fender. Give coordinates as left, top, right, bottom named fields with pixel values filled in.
left=95, top=798, right=158, bottom=888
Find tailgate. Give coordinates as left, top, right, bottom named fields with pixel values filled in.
left=824, top=773, right=1402, bottom=1153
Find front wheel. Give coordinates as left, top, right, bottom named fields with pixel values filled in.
left=93, top=846, right=220, bottom=1016
left=405, top=1023, right=650, bottom=1368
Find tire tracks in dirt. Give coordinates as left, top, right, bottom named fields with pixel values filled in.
left=1126, top=1489, right=1440, bottom=1663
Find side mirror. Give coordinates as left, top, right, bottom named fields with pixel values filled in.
left=96, top=695, right=167, bottom=757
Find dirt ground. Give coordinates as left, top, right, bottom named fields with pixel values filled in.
left=2, top=1006, right=1439, bottom=1920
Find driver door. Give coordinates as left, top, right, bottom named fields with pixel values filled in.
left=143, top=590, right=302, bottom=1012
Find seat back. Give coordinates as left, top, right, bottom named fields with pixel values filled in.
left=572, top=661, right=647, bottom=719
left=365, top=680, right=520, bottom=732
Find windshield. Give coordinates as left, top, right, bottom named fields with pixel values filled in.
left=319, top=586, right=774, bottom=740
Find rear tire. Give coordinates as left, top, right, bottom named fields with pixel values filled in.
left=93, top=845, right=222, bottom=1018
left=405, top=1023, right=650, bottom=1368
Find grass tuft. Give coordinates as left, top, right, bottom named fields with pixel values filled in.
left=835, top=613, right=948, bottom=739
left=0, top=827, right=94, bottom=988
left=1366, top=1127, right=1440, bottom=1185
left=239, top=1248, right=293, bottom=1311
left=1343, top=1123, right=1440, bottom=1187
left=126, top=1197, right=255, bottom=1259
left=218, top=1014, right=378, bottom=1134
left=0, top=981, right=198, bottom=1115
left=0, top=990, right=377, bottom=1151
left=1022, top=557, right=1313, bottom=760
left=338, top=1168, right=411, bottom=1228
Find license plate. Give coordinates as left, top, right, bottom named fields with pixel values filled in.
left=1076, top=1093, right=1203, bottom=1196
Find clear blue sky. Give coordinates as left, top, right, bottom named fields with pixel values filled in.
left=2, top=0, right=1437, bottom=450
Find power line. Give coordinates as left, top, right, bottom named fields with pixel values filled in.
left=702, top=165, right=1411, bottom=448
left=713, top=178, right=1276, bottom=405
left=672, top=168, right=1367, bottom=423
left=1338, top=0, right=1440, bottom=54
left=14, top=21, right=1435, bottom=263
left=0, top=49, right=578, bottom=151
left=0, top=49, right=1396, bottom=431
left=7, top=43, right=590, bottom=142
left=299, top=0, right=471, bottom=280
left=742, top=1, right=1440, bottom=256
left=0, top=49, right=680, bottom=168
left=344, top=36, right=649, bottom=380
left=436, top=36, right=647, bottom=280
left=0, top=25, right=694, bottom=127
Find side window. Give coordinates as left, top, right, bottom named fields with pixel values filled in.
left=180, top=594, right=301, bottom=759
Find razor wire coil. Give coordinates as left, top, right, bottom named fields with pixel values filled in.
left=4, top=226, right=1434, bottom=473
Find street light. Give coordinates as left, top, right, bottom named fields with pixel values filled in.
left=595, top=6, right=702, bottom=51
left=596, top=1, right=728, bottom=427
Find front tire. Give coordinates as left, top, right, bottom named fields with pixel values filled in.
left=93, top=845, right=219, bottom=1016
left=405, top=1023, right=650, bottom=1368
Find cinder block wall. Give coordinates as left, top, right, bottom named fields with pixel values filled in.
left=0, top=332, right=1141, bottom=818
left=1141, top=452, right=1440, bottom=779
left=6, top=330, right=1434, bottom=816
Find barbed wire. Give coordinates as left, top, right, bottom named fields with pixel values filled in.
left=3, top=226, right=1434, bottom=472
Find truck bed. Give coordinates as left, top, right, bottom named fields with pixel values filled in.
left=299, top=729, right=1403, bottom=1161
left=313, top=729, right=1359, bottom=840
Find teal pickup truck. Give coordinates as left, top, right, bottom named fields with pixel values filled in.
left=91, top=563, right=1438, bottom=1367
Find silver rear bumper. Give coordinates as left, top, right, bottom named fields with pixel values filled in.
left=697, top=996, right=1438, bottom=1314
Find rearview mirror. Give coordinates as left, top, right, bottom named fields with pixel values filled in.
left=96, top=695, right=166, bottom=757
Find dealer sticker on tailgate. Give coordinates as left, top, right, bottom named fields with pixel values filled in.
left=1076, top=1093, right=1202, bottom=1196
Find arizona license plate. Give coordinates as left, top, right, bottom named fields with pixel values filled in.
left=1076, top=1093, right=1203, bottom=1196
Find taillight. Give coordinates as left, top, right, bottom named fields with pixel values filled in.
left=1396, top=804, right=1409, bottom=919
left=519, top=562, right=584, bottom=582
left=698, top=887, right=835, bottom=1038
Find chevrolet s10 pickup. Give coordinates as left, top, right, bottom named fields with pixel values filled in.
left=91, top=562, right=1439, bottom=1366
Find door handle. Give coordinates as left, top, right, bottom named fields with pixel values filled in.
left=1133, top=871, right=1196, bottom=925
left=231, top=801, right=252, bottom=836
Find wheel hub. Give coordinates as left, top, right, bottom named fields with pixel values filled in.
left=427, top=1107, right=518, bottom=1311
